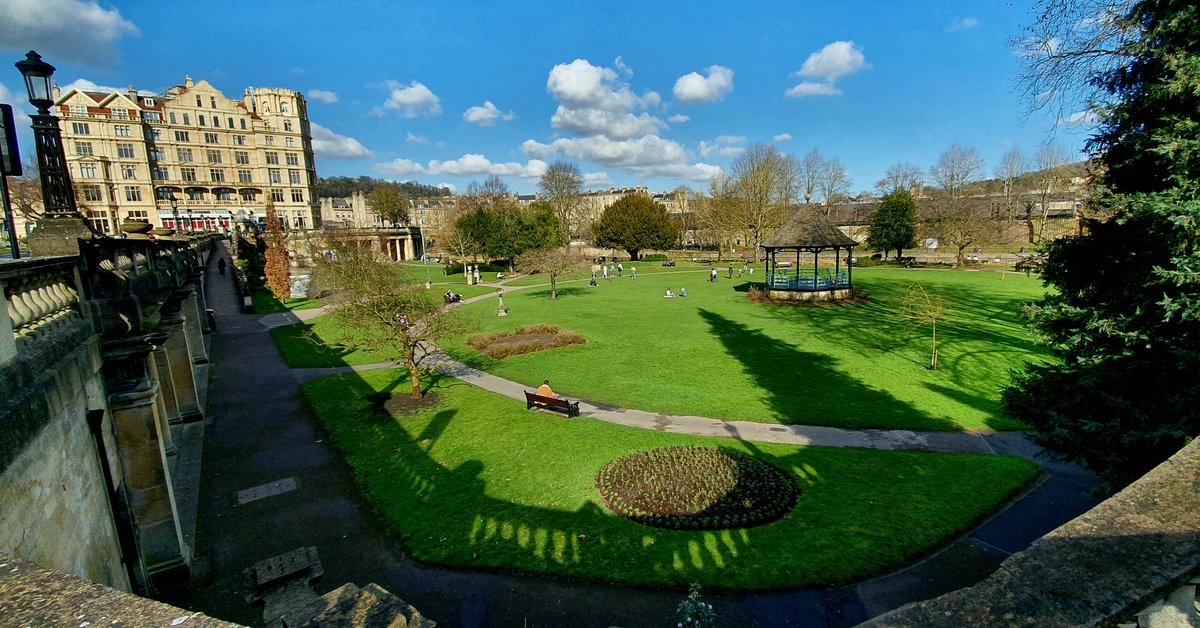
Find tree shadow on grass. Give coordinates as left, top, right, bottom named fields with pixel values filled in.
left=697, top=309, right=955, bottom=431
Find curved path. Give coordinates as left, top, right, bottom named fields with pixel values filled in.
left=176, top=253, right=1098, bottom=627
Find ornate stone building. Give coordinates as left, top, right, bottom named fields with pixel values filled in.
left=55, top=77, right=320, bottom=234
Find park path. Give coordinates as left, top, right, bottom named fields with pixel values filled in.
left=174, top=252, right=1100, bottom=627
left=269, top=274, right=996, bottom=455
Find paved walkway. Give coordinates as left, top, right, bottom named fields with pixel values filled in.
left=163, top=250, right=1100, bottom=627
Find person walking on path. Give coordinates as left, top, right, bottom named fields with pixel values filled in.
left=727, top=265, right=734, bottom=279
left=217, top=257, right=227, bottom=275
left=710, top=268, right=718, bottom=282
left=617, top=262, right=623, bottom=278
left=602, top=265, right=609, bottom=279
left=630, top=267, right=637, bottom=279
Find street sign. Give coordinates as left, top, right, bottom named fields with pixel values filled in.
left=0, top=104, right=22, bottom=176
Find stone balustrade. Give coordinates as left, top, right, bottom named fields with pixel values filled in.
left=0, top=258, right=83, bottom=362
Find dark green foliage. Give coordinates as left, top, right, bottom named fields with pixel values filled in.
left=454, top=202, right=564, bottom=269
left=592, top=194, right=680, bottom=260
left=1005, top=0, right=1200, bottom=489
left=315, top=176, right=448, bottom=200
left=595, top=446, right=800, bottom=530
left=866, top=190, right=918, bottom=260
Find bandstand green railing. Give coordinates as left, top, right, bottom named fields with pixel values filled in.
left=760, top=207, right=858, bottom=300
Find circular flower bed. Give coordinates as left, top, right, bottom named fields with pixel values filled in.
left=595, top=446, right=800, bottom=530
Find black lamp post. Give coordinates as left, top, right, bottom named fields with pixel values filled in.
left=170, top=194, right=180, bottom=232
left=14, top=51, right=78, bottom=219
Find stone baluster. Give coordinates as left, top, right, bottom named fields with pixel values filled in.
left=0, top=279, right=16, bottom=363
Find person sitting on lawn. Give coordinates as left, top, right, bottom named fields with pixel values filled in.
left=444, top=289, right=462, bottom=303
left=664, top=287, right=675, bottom=298
left=680, top=287, right=688, bottom=297
left=536, top=379, right=555, bottom=398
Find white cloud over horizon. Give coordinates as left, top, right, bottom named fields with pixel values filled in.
left=786, top=41, right=869, bottom=98
left=308, top=89, right=338, bottom=104
left=382, top=80, right=441, bottom=118
left=375, top=154, right=548, bottom=179
left=773, top=133, right=793, bottom=142
left=673, top=65, right=734, bottom=104
left=406, top=132, right=429, bottom=144
left=946, top=16, right=980, bottom=32
left=463, top=100, right=516, bottom=126
left=583, top=171, right=613, bottom=186
left=667, top=114, right=690, bottom=124
left=311, top=123, right=374, bottom=159
left=0, top=0, right=139, bottom=69
left=1058, top=110, right=1100, bottom=125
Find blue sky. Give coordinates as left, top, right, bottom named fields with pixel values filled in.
left=0, top=0, right=1093, bottom=194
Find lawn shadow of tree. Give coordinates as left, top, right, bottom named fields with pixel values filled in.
left=697, top=309, right=955, bottom=431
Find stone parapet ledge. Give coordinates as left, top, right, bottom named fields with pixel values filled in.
left=860, top=438, right=1200, bottom=627
left=0, top=554, right=240, bottom=627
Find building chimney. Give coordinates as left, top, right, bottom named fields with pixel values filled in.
left=184, top=76, right=194, bottom=88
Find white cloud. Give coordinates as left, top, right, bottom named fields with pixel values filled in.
left=946, top=16, right=980, bottom=32
left=614, top=56, right=633, bottom=78
left=583, top=171, right=613, bottom=187
left=310, top=123, right=373, bottom=159
left=547, top=59, right=640, bottom=112
left=667, top=114, right=690, bottom=124
left=0, top=0, right=138, bottom=69
left=1058, top=110, right=1100, bottom=125
left=773, top=133, right=793, bottom=143
left=437, top=183, right=458, bottom=193
left=699, top=136, right=746, bottom=158
left=673, top=65, right=735, bottom=104
left=718, top=146, right=745, bottom=157
left=406, top=132, right=429, bottom=144
left=1017, top=36, right=1061, bottom=58
left=524, top=135, right=718, bottom=181
left=462, top=100, right=516, bottom=126
left=0, top=82, right=12, bottom=103
left=60, top=78, right=155, bottom=96
left=308, top=89, right=338, bottom=104
left=551, top=106, right=664, bottom=140
left=383, top=80, right=441, bottom=118
left=642, top=91, right=662, bottom=108
left=375, top=154, right=547, bottom=179
left=796, top=41, right=870, bottom=82
left=785, top=82, right=843, bottom=98
left=715, top=135, right=746, bottom=145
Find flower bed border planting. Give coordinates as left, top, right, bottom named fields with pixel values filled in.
left=466, top=323, right=586, bottom=360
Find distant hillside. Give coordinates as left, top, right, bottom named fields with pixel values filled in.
left=316, top=176, right=451, bottom=200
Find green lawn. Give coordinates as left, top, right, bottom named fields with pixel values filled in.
left=251, top=290, right=321, bottom=314
left=303, top=369, right=1040, bottom=590
left=441, top=267, right=1048, bottom=431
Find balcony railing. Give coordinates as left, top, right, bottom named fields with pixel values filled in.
left=0, top=258, right=83, bottom=362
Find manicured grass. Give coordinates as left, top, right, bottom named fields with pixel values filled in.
left=251, top=290, right=320, bottom=314
left=270, top=315, right=387, bottom=367
left=439, top=267, right=1048, bottom=431
left=303, top=369, right=1040, bottom=590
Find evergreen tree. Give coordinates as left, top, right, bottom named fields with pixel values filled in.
left=866, top=189, right=918, bottom=260
left=1003, top=0, right=1200, bottom=489
left=592, top=194, right=680, bottom=261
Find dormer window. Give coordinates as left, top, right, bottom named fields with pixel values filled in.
left=144, top=98, right=155, bottom=107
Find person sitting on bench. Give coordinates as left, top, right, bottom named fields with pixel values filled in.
left=536, top=379, right=555, bottom=398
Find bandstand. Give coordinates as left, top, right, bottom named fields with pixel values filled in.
left=760, top=208, right=859, bottom=302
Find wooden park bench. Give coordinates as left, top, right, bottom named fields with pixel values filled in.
left=524, top=391, right=580, bottom=418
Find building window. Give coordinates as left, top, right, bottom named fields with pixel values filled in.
left=71, top=122, right=90, bottom=134
left=121, top=164, right=138, bottom=179
left=142, top=111, right=161, bottom=122
left=152, top=166, right=168, bottom=180
left=114, top=124, right=131, bottom=137
left=271, top=188, right=285, bottom=202
left=175, top=130, right=190, bottom=142
left=124, top=186, right=142, bottom=202
left=112, top=108, right=129, bottom=119
left=169, top=112, right=177, bottom=124
left=240, top=119, right=247, bottom=130
left=182, top=113, right=190, bottom=125
left=283, top=120, right=293, bottom=131
left=143, top=98, right=155, bottom=107
left=79, top=163, right=98, bottom=178
left=209, top=168, right=225, bottom=183
left=212, top=116, right=221, bottom=128
left=233, top=135, right=246, bottom=146
left=74, top=141, right=93, bottom=156
left=69, top=104, right=87, bottom=116
left=216, top=189, right=233, bottom=201
left=149, top=147, right=166, bottom=161
left=241, top=190, right=256, bottom=202
left=285, top=137, right=295, bottom=147
left=198, top=115, right=206, bottom=126
left=81, top=184, right=103, bottom=202
left=204, top=132, right=219, bottom=144
left=286, top=153, right=299, bottom=166
left=146, top=128, right=162, bottom=140
left=265, top=135, right=275, bottom=146
left=181, top=166, right=197, bottom=182
left=235, top=151, right=250, bottom=164
left=117, top=143, right=135, bottom=159
left=178, top=148, right=193, bottom=162
left=268, top=169, right=282, bottom=183
left=196, top=95, right=203, bottom=107
left=288, top=169, right=302, bottom=185
left=293, top=215, right=306, bottom=229
left=206, top=149, right=222, bottom=163
left=291, top=189, right=304, bottom=203
left=265, top=152, right=279, bottom=165
left=237, top=169, right=252, bottom=183
left=210, top=97, right=217, bottom=108
left=280, top=102, right=289, bottom=114
left=227, top=117, right=234, bottom=128
left=188, top=189, right=205, bottom=201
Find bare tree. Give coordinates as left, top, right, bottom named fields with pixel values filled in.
left=995, top=148, right=1027, bottom=222
left=516, top=247, right=588, bottom=299
left=817, top=157, right=852, bottom=211
left=728, top=144, right=799, bottom=258
left=875, top=162, right=924, bottom=196
left=695, top=175, right=743, bottom=260
left=925, top=198, right=1005, bottom=267
left=797, top=148, right=823, bottom=204
left=311, top=232, right=474, bottom=398
left=928, top=145, right=986, bottom=203
left=1033, top=143, right=1072, bottom=243
left=369, top=184, right=408, bottom=226
left=899, top=282, right=950, bottom=370
left=537, top=161, right=585, bottom=239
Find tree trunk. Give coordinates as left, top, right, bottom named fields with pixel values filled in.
left=896, top=249, right=904, bottom=261
left=628, top=249, right=639, bottom=261
left=930, top=322, right=938, bottom=370
left=550, top=274, right=558, bottom=299
left=956, top=245, right=967, bottom=268
left=406, top=355, right=421, bottom=398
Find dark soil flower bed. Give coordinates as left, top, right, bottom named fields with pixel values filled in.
left=467, top=323, right=586, bottom=359
left=595, top=446, right=800, bottom=530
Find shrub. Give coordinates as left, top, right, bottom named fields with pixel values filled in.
left=641, top=253, right=669, bottom=262
left=466, top=324, right=586, bottom=360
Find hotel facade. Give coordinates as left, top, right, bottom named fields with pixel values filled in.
left=55, top=76, right=319, bottom=233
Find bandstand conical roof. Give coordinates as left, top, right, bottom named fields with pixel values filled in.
left=761, top=206, right=858, bottom=250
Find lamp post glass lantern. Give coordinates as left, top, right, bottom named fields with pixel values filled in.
left=14, top=50, right=79, bottom=219
left=170, top=195, right=180, bottom=232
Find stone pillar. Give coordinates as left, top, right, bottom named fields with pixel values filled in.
left=25, top=217, right=92, bottom=257
left=160, top=314, right=202, bottom=423
left=179, top=290, right=209, bottom=365
left=145, top=349, right=176, bottom=457
left=190, top=268, right=211, bottom=335
left=108, top=383, right=189, bottom=585
left=151, top=345, right=180, bottom=426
